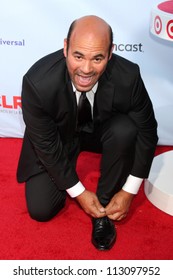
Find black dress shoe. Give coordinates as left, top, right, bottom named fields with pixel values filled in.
left=92, top=216, right=116, bottom=250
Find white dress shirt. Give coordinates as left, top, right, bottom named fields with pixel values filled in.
left=66, top=83, right=143, bottom=197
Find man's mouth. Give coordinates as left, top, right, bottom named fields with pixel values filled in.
left=77, top=75, right=93, bottom=86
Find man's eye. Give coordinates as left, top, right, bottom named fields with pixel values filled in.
left=75, top=56, right=82, bottom=60
left=94, top=57, right=102, bottom=63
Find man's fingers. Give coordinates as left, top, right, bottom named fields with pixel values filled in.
left=90, top=209, right=106, bottom=218
left=76, top=190, right=106, bottom=218
left=96, top=204, right=106, bottom=214
left=107, top=213, right=120, bottom=220
left=108, top=213, right=127, bottom=221
left=94, top=199, right=106, bottom=213
left=99, top=207, right=106, bottom=213
left=116, top=214, right=127, bottom=221
left=105, top=202, right=119, bottom=216
left=92, top=204, right=106, bottom=218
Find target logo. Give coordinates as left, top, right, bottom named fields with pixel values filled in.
left=150, top=1, right=173, bottom=41
left=167, top=20, right=173, bottom=39
left=154, top=16, right=162, bottom=34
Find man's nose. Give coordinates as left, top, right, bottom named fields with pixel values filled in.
left=81, top=61, right=93, bottom=74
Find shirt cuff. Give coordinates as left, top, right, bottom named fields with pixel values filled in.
left=122, top=175, right=143, bottom=194
left=66, top=181, right=85, bottom=198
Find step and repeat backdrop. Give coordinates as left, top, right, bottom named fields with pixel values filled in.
left=0, top=0, right=173, bottom=144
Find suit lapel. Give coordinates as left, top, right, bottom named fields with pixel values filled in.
left=94, top=71, right=115, bottom=123
left=64, top=76, right=78, bottom=132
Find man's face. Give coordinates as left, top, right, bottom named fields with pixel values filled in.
left=63, top=29, right=113, bottom=92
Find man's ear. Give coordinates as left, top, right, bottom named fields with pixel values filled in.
left=63, top=39, right=67, bottom=57
left=109, top=44, right=115, bottom=60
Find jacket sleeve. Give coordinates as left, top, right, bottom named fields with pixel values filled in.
left=128, top=67, right=158, bottom=178
left=21, top=75, right=79, bottom=190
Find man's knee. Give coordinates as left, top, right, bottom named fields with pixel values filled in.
left=27, top=198, right=66, bottom=222
left=101, top=114, right=137, bottom=151
left=25, top=172, right=66, bottom=222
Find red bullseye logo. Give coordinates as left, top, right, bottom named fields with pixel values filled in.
left=154, top=16, right=162, bottom=34
left=167, top=19, right=173, bottom=39
left=151, top=1, right=173, bottom=41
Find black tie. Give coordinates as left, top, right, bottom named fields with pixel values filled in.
left=77, top=92, right=92, bottom=126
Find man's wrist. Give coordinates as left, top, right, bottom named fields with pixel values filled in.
left=122, top=175, right=143, bottom=194
left=66, top=181, right=85, bottom=198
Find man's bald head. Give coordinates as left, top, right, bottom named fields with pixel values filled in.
left=66, top=15, right=113, bottom=55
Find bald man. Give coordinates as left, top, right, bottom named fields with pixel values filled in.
left=17, top=16, right=158, bottom=250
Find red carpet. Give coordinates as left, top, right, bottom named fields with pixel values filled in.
left=0, top=138, right=173, bottom=260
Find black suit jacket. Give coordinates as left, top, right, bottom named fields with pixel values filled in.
left=17, top=49, right=158, bottom=189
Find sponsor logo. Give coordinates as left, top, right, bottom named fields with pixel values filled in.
left=0, top=95, right=22, bottom=114
left=114, top=43, right=144, bottom=52
left=154, top=16, right=162, bottom=34
left=150, top=1, right=173, bottom=41
left=167, top=19, right=173, bottom=39
left=0, top=38, right=25, bottom=46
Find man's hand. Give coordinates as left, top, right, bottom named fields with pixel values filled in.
left=76, top=190, right=106, bottom=218
left=105, top=189, right=134, bottom=221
